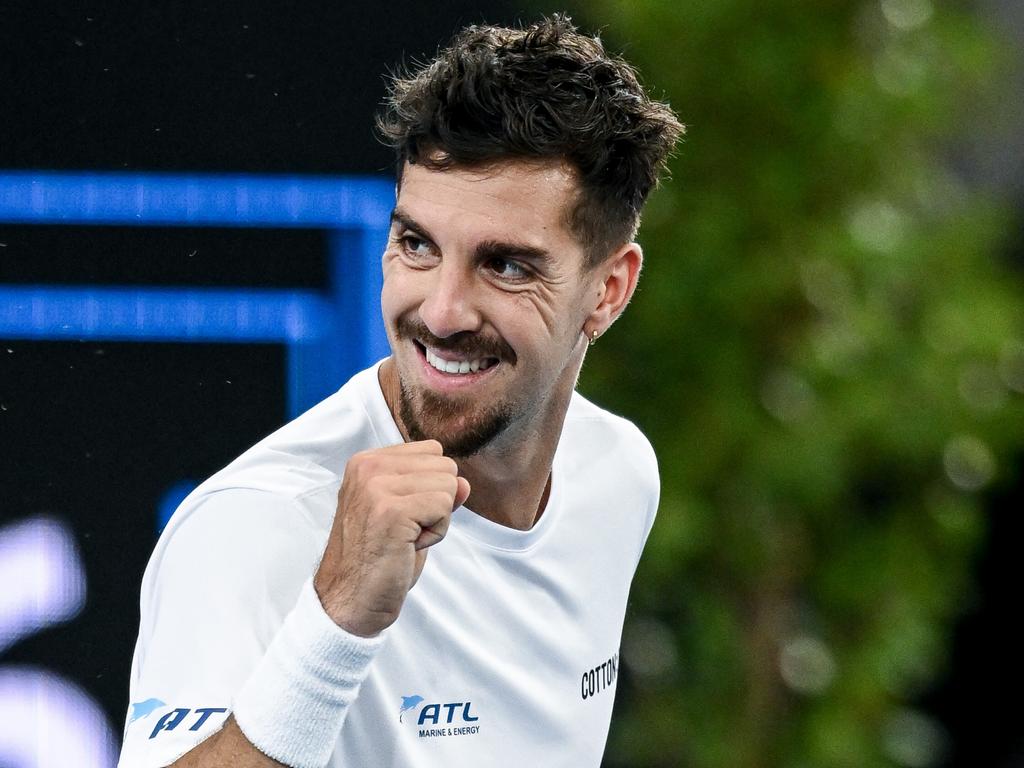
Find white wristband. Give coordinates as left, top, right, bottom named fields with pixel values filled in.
left=232, top=577, right=386, bottom=768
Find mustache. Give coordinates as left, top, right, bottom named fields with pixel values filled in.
left=396, top=316, right=517, bottom=365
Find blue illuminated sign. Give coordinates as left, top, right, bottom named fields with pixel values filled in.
left=0, top=171, right=395, bottom=765
left=0, top=171, right=394, bottom=416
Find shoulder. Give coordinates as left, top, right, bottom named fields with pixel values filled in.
left=141, top=364, right=392, bottom=610
left=214, top=365, right=388, bottom=488
left=178, top=363, right=390, bottom=527
left=563, top=391, right=659, bottom=493
left=557, top=392, right=660, bottom=567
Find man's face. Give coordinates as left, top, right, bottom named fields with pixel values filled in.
left=380, top=158, right=599, bottom=458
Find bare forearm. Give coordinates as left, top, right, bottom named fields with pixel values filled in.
left=169, top=716, right=284, bottom=768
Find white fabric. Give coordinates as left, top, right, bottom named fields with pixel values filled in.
left=117, top=360, right=659, bottom=768
left=232, top=578, right=386, bottom=768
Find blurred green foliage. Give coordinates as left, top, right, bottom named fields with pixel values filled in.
left=570, top=1, right=1024, bottom=766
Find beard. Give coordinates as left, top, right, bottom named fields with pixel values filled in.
left=394, top=315, right=518, bottom=458
left=398, top=379, right=514, bottom=458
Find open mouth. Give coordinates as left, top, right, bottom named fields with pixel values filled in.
left=414, top=340, right=500, bottom=376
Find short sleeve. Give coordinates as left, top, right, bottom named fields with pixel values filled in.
left=117, top=489, right=323, bottom=767
left=618, top=423, right=660, bottom=571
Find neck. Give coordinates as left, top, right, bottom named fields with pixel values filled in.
left=378, top=354, right=582, bottom=531
left=454, top=415, right=561, bottom=530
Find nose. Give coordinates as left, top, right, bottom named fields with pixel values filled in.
left=418, top=260, right=483, bottom=339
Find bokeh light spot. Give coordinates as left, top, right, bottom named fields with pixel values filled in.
left=760, top=369, right=817, bottom=424
left=881, top=708, right=949, bottom=767
left=880, top=0, right=934, bottom=31
left=848, top=200, right=907, bottom=254
left=942, top=434, right=996, bottom=491
left=779, top=635, right=837, bottom=695
left=622, top=616, right=679, bottom=687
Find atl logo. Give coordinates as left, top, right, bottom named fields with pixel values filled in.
left=400, top=695, right=482, bottom=738
left=142, top=706, right=229, bottom=739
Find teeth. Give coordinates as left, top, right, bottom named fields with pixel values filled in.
left=425, top=347, right=494, bottom=375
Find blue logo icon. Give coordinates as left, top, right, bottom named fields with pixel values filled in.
left=128, top=698, right=166, bottom=725
left=399, top=695, right=424, bottom=723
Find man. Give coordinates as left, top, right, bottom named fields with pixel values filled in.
left=118, top=15, right=682, bottom=768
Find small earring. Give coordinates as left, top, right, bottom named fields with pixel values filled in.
left=589, top=328, right=599, bottom=346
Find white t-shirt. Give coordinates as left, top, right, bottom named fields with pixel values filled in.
left=118, top=361, right=659, bottom=767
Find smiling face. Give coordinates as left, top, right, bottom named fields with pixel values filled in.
left=379, top=158, right=603, bottom=458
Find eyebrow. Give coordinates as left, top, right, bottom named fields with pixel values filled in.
left=390, top=209, right=436, bottom=244
left=390, top=207, right=551, bottom=264
left=473, top=239, right=551, bottom=265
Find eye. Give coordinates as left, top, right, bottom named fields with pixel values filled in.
left=398, top=234, right=438, bottom=263
left=486, top=257, right=529, bottom=281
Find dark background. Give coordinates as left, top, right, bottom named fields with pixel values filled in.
left=1, top=2, right=1020, bottom=765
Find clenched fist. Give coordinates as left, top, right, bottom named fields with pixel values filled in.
left=313, top=439, right=471, bottom=637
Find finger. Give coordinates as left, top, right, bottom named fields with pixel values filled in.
left=345, top=452, right=457, bottom=484
left=413, top=514, right=450, bottom=551
left=395, top=491, right=455, bottom=529
left=372, top=452, right=459, bottom=476
left=383, top=438, right=443, bottom=455
left=412, top=548, right=429, bottom=586
left=383, top=472, right=460, bottom=497
left=454, top=476, right=471, bottom=509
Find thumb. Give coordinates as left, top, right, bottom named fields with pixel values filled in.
left=453, top=476, right=471, bottom=510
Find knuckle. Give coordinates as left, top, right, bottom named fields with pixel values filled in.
left=345, top=451, right=369, bottom=476
left=370, top=493, right=398, bottom=518
left=428, top=491, right=454, bottom=510
left=358, top=453, right=382, bottom=475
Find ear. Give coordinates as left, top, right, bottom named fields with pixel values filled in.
left=582, top=242, right=643, bottom=342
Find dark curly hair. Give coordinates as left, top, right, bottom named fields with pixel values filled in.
left=376, top=15, right=684, bottom=268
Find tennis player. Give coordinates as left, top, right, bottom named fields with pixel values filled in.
left=118, top=15, right=682, bottom=767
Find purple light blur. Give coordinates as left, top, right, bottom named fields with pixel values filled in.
left=0, top=518, right=114, bottom=765
left=0, top=517, right=86, bottom=654
left=0, top=667, right=117, bottom=767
